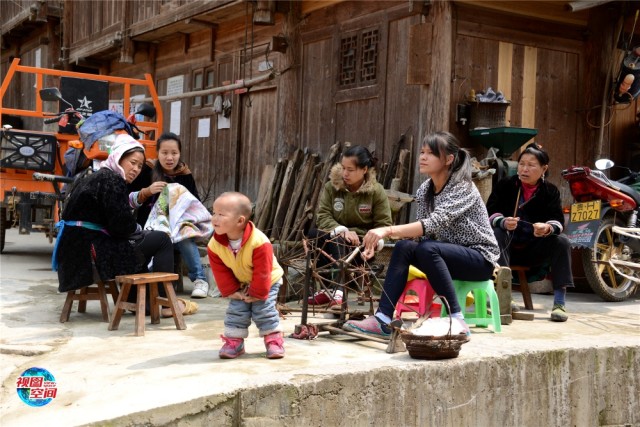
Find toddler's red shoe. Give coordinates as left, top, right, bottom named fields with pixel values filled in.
left=219, top=335, right=245, bottom=359
left=264, top=332, right=285, bottom=359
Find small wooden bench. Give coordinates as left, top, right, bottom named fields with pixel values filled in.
left=108, top=272, right=185, bottom=336
left=60, top=279, right=119, bottom=323
left=510, top=265, right=534, bottom=310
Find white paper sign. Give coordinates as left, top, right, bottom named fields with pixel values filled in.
left=198, top=118, right=210, bottom=138
left=217, top=115, right=230, bottom=129
left=170, top=101, right=181, bottom=135
left=166, top=75, right=184, bottom=96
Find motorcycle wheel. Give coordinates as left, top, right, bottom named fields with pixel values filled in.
left=582, top=216, right=638, bottom=302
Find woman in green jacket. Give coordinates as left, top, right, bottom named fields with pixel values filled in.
left=308, top=145, right=393, bottom=305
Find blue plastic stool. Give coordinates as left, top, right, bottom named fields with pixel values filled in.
left=442, top=279, right=501, bottom=332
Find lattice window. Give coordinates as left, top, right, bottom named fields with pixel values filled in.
left=205, top=68, right=215, bottom=106
left=339, top=35, right=358, bottom=87
left=192, top=70, right=203, bottom=107
left=339, top=27, right=379, bottom=89
left=360, top=29, right=378, bottom=83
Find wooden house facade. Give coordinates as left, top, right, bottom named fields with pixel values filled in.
left=2, top=0, right=639, bottom=209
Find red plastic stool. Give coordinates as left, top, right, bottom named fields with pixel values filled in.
left=395, top=279, right=440, bottom=319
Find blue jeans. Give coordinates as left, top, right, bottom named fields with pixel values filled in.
left=174, top=238, right=207, bottom=282
left=224, top=281, right=282, bottom=338
left=377, top=239, right=494, bottom=318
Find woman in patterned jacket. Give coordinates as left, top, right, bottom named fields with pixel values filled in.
left=343, top=131, right=499, bottom=339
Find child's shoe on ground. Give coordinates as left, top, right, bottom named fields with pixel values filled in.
left=264, top=332, right=285, bottom=359
left=342, top=316, right=390, bottom=338
left=219, top=335, right=245, bottom=359
left=550, top=304, right=568, bottom=322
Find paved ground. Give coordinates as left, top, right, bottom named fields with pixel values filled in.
left=0, top=229, right=639, bottom=426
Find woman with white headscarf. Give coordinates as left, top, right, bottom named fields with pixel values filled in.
left=54, top=134, right=175, bottom=296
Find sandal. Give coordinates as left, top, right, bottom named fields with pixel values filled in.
left=161, top=298, right=199, bottom=318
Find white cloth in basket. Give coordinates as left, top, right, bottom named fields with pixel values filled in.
left=411, top=317, right=465, bottom=337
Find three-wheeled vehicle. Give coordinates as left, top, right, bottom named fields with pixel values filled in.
left=0, top=58, right=163, bottom=252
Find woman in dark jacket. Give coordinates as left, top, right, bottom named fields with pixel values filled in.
left=54, top=135, right=174, bottom=294
left=486, top=143, right=573, bottom=322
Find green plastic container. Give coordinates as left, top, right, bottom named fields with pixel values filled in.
left=469, top=127, right=538, bottom=158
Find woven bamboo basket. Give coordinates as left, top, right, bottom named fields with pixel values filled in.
left=400, top=331, right=468, bottom=360
left=399, top=296, right=468, bottom=360
left=472, top=175, right=493, bottom=204
left=468, top=101, right=510, bottom=129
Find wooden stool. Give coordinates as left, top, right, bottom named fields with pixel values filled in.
left=510, top=265, right=534, bottom=310
left=108, top=272, right=185, bottom=336
left=60, top=280, right=118, bottom=323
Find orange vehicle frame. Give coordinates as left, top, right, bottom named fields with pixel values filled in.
left=0, top=58, right=163, bottom=239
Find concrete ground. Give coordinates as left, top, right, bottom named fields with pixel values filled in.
left=0, top=229, right=639, bottom=427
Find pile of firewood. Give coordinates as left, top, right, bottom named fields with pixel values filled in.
left=254, top=136, right=414, bottom=242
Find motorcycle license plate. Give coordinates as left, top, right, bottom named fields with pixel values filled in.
left=570, top=200, right=601, bottom=223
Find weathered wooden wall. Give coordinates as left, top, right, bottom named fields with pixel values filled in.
left=3, top=0, right=639, bottom=210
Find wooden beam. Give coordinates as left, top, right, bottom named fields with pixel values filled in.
left=254, top=0, right=276, bottom=26
left=522, top=46, right=537, bottom=130
left=498, top=42, right=513, bottom=124
left=567, top=0, right=613, bottom=12
left=407, top=22, right=433, bottom=85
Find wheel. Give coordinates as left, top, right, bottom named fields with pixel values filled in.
left=0, top=207, right=6, bottom=253
left=582, top=216, right=639, bottom=302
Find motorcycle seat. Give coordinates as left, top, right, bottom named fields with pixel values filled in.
left=616, top=181, right=640, bottom=206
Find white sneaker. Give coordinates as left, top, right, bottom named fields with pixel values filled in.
left=191, top=279, right=209, bottom=299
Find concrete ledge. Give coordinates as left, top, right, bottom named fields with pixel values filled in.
left=1, top=230, right=639, bottom=427
left=98, top=345, right=639, bottom=427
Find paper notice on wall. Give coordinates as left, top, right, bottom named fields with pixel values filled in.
left=217, top=114, right=230, bottom=129
left=166, top=75, right=184, bottom=96
left=170, top=101, right=181, bottom=135
left=198, top=118, right=210, bottom=138
left=109, top=102, right=124, bottom=114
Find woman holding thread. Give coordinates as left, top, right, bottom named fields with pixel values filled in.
left=308, top=145, right=393, bottom=306
left=343, top=131, right=500, bottom=338
left=486, top=143, right=573, bottom=322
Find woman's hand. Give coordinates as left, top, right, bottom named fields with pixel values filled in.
left=532, top=222, right=552, bottom=237
left=503, top=216, right=519, bottom=231
left=362, top=227, right=389, bottom=259
left=147, top=181, right=167, bottom=195
left=342, top=230, right=360, bottom=246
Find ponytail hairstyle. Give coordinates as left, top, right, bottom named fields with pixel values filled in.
left=342, top=144, right=378, bottom=176
left=422, top=131, right=472, bottom=211
left=152, top=132, right=183, bottom=182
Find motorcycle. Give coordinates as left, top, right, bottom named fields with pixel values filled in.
left=561, top=160, right=640, bottom=301
left=32, top=87, right=157, bottom=217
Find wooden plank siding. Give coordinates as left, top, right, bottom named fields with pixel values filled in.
left=4, top=0, right=640, bottom=212
left=300, top=35, right=335, bottom=155
left=452, top=9, right=582, bottom=200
